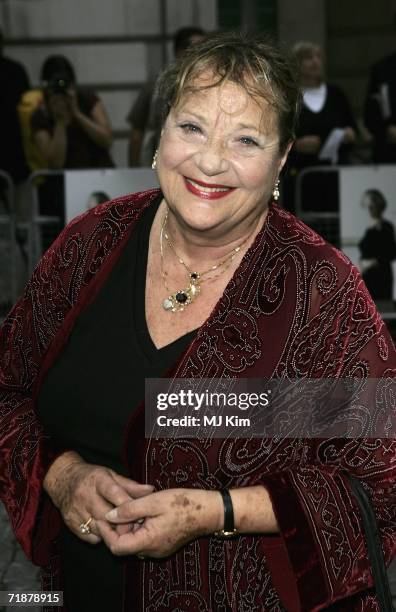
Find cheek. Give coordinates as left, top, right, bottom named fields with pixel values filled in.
left=159, top=133, right=192, bottom=169
left=235, top=159, right=278, bottom=193
left=157, top=140, right=189, bottom=194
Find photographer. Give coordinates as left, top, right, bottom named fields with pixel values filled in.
left=31, top=55, right=113, bottom=170
left=29, top=56, right=114, bottom=253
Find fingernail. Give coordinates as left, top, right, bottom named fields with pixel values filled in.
left=106, top=509, right=118, bottom=520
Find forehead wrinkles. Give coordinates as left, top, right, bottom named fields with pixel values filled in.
left=175, top=80, right=277, bottom=135
left=214, top=81, right=252, bottom=116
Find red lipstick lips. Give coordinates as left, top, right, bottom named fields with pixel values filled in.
left=184, top=177, right=235, bottom=200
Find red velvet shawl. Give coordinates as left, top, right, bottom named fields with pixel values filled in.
left=0, top=189, right=395, bottom=611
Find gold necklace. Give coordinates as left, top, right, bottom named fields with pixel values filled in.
left=160, top=208, right=251, bottom=312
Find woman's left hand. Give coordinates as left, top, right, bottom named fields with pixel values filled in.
left=96, top=488, right=223, bottom=557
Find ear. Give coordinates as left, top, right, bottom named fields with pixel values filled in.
left=278, top=141, right=293, bottom=175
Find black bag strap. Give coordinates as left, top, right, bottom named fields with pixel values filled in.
left=347, top=474, right=394, bottom=611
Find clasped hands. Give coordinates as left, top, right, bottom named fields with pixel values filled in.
left=43, top=452, right=222, bottom=558
left=98, top=487, right=222, bottom=558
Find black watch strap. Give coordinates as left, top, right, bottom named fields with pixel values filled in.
left=214, top=489, right=238, bottom=538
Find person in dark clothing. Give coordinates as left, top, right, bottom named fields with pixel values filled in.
left=32, top=55, right=113, bottom=171
left=292, top=41, right=357, bottom=168
left=31, top=55, right=114, bottom=252
left=0, top=29, right=30, bottom=311
left=359, top=189, right=396, bottom=301
left=364, top=51, right=396, bottom=163
left=285, top=42, right=357, bottom=216
left=0, top=28, right=30, bottom=184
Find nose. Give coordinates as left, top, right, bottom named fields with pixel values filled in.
left=194, top=140, right=229, bottom=176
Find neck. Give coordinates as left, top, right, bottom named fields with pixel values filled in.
left=161, top=202, right=268, bottom=272
left=302, top=77, right=323, bottom=89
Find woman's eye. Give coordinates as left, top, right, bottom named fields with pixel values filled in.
left=239, top=136, right=258, bottom=146
left=180, top=123, right=201, bottom=134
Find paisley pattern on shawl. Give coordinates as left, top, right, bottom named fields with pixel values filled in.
left=0, top=189, right=394, bottom=612
left=124, top=202, right=396, bottom=611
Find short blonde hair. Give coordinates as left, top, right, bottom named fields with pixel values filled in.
left=292, top=41, right=322, bottom=65
left=157, top=31, right=301, bottom=153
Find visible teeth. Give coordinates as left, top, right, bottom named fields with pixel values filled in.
left=188, top=179, right=230, bottom=193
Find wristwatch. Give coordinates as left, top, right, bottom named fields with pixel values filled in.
left=214, top=489, right=238, bottom=538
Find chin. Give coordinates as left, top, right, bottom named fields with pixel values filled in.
left=179, top=211, right=224, bottom=232
left=170, top=195, right=228, bottom=222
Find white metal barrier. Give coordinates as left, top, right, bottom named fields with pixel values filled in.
left=294, top=165, right=340, bottom=248
left=295, top=165, right=341, bottom=216
left=26, top=170, right=64, bottom=274
left=26, top=167, right=158, bottom=273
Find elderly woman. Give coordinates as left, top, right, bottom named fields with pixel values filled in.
left=0, top=33, right=395, bottom=612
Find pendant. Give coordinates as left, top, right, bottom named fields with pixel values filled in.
left=162, top=273, right=201, bottom=312
left=163, top=298, right=174, bottom=311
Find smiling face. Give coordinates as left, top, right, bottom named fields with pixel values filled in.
left=156, top=74, right=290, bottom=241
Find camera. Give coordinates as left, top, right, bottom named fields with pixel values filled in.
left=45, top=73, right=72, bottom=96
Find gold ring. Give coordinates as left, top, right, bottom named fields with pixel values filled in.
left=79, top=516, right=93, bottom=535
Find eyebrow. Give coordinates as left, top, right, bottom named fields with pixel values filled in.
left=175, top=109, right=207, bottom=123
left=235, top=122, right=261, bottom=133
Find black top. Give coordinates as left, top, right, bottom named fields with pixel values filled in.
left=289, top=84, right=356, bottom=169
left=37, top=194, right=197, bottom=611
left=359, top=219, right=396, bottom=266
left=359, top=219, right=396, bottom=300
left=364, top=52, right=396, bottom=162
